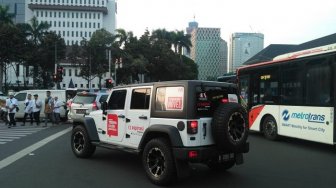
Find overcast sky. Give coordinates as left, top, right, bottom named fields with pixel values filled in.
left=116, top=0, right=336, bottom=47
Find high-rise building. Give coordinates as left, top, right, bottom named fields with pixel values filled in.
left=25, top=0, right=117, bottom=46
left=190, top=27, right=228, bottom=80
left=0, top=0, right=25, bottom=24
left=184, top=20, right=198, bottom=57
left=229, top=32, right=264, bottom=72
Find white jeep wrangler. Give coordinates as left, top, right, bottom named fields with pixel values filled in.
left=70, top=80, right=249, bottom=185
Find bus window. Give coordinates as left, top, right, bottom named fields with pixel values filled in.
left=259, top=72, right=279, bottom=104
left=281, top=64, right=303, bottom=105
left=239, top=76, right=249, bottom=108
left=306, top=60, right=331, bottom=106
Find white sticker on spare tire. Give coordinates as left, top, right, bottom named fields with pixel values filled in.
left=228, top=94, right=238, bottom=103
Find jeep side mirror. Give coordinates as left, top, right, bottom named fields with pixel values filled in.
left=102, top=101, right=107, bottom=115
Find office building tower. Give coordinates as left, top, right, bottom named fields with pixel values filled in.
left=0, top=0, right=25, bottom=24
left=229, top=32, right=264, bottom=72
left=190, top=27, right=228, bottom=80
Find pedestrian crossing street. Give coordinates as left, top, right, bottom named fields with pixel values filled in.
left=0, top=125, right=47, bottom=145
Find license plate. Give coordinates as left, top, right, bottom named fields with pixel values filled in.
left=76, top=109, right=86, bottom=114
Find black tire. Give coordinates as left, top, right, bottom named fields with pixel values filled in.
left=142, top=138, right=176, bottom=186
left=212, top=103, right=248, bottom=150
left=71, top=125, right=96, bottom=158
left=207, top=158, right=235, bottom=171
left=262, top=116, right=278, bottom=140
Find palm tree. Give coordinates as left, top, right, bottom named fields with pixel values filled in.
left=171, top=30, right=192, bottom=56
left=0, top=5, right=14, bottom=26
left=24, top=16, right=50, bottom=45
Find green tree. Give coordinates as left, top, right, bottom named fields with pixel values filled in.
left=0, top=5, right=14, bottom=26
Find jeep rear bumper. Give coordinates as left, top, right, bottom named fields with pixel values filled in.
left=172, top=142, right=249, bottom=163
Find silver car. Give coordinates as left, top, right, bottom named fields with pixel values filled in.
left=68, top=92, right=109, bottom=120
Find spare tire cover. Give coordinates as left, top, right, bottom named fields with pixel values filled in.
left=212, top=102, right=248, bottom=150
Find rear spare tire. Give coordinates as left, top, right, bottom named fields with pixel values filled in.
left=212, top=103, right=248, bottom=150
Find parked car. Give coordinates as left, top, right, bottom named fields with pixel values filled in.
left=68, top=92, right=109, bottom=120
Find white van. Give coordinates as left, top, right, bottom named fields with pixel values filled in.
left=14, top=90, right=67, bottom=121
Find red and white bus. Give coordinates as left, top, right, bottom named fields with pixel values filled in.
left=237, top=43, right=336, bottom=145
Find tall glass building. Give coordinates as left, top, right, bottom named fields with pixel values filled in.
left=229, top=32, right=264, bottom=72
left=190, top=28, right=228, bottom=80
left=0, top=0, right=25, bottom=24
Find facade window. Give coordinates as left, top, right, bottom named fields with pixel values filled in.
left=86, top=84, right=89, bottom=88
left=72, top=22, right=74, bottom=27
left=89, top=32, right=91, bottom=37
left=75, top=84, right=78, bottom=87
left=36, top=11, right=39, bottom=17
left=41, top=11, right=43, bottom=17
left=72, top=31, right=74, bottom=37
left=80, top=31, right=82, bottom=37
left=54, top=12, right=56, bottom=17
left=92, top=84, right=95, bottom=88
left=54, top=21, right=56, bottom=27
left=45, top=11, right=48, bottom=17
left=72, top=12, right=74, bottom=18
left=58, top=31, right=61, bottom=35
left=63, top=12, right=65, bottom=18
left=93, top=22, right=95, bottom=28
left=67, top=40, right=69, bottom=45
left=58, top=21, right=61, bottom=27
left=49, top=21, right=52, bottom=26
left=80, top=22, right=82, bottom=28
left=76, top=13, right=78, bottom=18
left=67, top=22, right=69, bottom=27
left=89, top=22, right=91, bottom=28
left=76, top=22, right=78, bottom=27
left=76, top=31, right=78, bottom=37
left=89, top=13, right=91, bottom=19
left=93, top=13, right=96, bottom=19
left=85, top=13, right=87, bottom=19
left=63, top=21, right=65, bottom=27
left=85, top=22, right=87, bottom=28
left=63, top=31, right=65, bottom=36
left=85, top=32, right=87, bottom=37
left=80, top=84, right=83, bottom=88
left=98, top=14, right=100, bottom=19
left=67, top=31, right=69, bottom=36
left=97, top=0, right=99, bottom=5
left=102, top=0, right=104, bottom=5
left=59, top=12, right=61, bottom=17
left=50, top=12, right=52, bottom=17
left=67, top=12, right=70, bottom=18
left=69, top=69, right=72, bottom=76
left=97, top=23, right=100, bottom=28
left=80, top=13, right=83, bottom=18
left=75, top=69, right=78, bottom=76
left=63, top=84, right=66, bottom=88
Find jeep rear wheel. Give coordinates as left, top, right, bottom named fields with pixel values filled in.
left=212, top=103, right=248, bottom=150
left=142, top=138, right=176, bottom=186
left=71, top=125, right=96, bottom=158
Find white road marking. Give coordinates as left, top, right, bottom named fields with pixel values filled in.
left=0, top=127, right=72, bottom=170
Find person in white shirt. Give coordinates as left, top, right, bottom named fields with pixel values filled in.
left=22, top=94, right=34, bottom=126
left=32, top=94, right=42, bottom=126
left=5, top=93, right=18, bottom=128
left=53, top=96, right=62, bottom=125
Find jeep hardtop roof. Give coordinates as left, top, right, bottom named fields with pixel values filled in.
left=112, top=80, right=236, bottom=89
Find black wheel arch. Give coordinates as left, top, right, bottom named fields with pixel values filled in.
left=73, top=117, right=100, bottom=142
left=139, top=125, right=183, bottom=151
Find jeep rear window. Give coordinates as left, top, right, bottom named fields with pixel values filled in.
left=195, top=86, right=233, bottom=117
left=155, top=87, right=184, bottom=111
left=73, top=95, right=96, bottom=104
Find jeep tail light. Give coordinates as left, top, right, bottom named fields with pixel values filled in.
left=188, top=151, right=198, bottom=159
left=92, top=101, right=98, bottom=110
left=187, top=121, right=198, bottom=134
left=221, top=98, right=229, bottom=103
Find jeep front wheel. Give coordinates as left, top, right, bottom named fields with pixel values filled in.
left=71, top=125, right=96, bottom=158
left=212, top=103, right=248, bottom=150
left=142, top=138, right=176, bottom=186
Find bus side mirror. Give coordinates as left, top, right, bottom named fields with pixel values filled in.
left=102, top=102, right=107, bottom=115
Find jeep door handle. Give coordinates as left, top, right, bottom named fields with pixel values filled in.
left=139, top=115, right=147, bottom=120
left=118, top=114, right=125, bottom=118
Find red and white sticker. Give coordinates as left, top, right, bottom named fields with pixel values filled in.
left=107, top=114, right=118, bottom=137
left=167, top=97, right=182, bottom=110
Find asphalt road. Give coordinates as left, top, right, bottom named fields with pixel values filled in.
left=0, top=123, right=335, bottom=188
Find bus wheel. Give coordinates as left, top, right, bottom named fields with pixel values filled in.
left=262, top=116, right=278, bottom=140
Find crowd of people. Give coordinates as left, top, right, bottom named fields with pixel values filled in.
left=2, top=90, right=63, bottom=128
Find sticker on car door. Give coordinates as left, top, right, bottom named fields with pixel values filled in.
left=107, top=114, right=118, bottom=136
